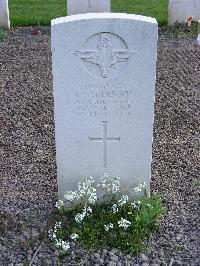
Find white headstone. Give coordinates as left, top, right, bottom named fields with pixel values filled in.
left=67, top=0, right=110, bottom=15
left=51, top=13, right=158, bottom=199
left=168, top=0, right=200, bottom=25
left=0, top=0, right=10, bottom=29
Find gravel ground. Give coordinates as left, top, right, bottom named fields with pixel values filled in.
left=0, top=27, right=199, bottom=265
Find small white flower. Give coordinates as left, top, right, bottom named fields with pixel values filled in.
left=54, top=222, right=61, bottom=233
left=98, top=174, right=120, bottom=194
left=134, top=182, right=146, bottom=194
left=55, top=221, right=62, bottom=229
left=75, top=212, right=85, bottom=223
left=83, top=205, right=93, bottom=215
left=139, top=181, right=146, bottom=189
left=87, top=187, right=97, bottom=204
left=118, top=195, right=129, bottom=206
left=111, top=204, right=119, bottom=213
left=55, top=239, right=61, bottom=247
left=104, top=225, right=110, bottom=231
left=49, top=222, right=62, bottom=240
left=109, top=223, right=114, bottom=228
left=70, top=233, right=79, bottom=240
left=78, top=177, right=97, bottom=204
left=78, top=177, right=95, bottom=195
left=55, top=239, right=70, bottom=251
left=52, top=232, right=57, bottom=239
left=48, top=229, right=55, bottom=240
left=64, top=191, right=80, bottom=202
left=75, top=205, right=92, bottom=223
left=55, top=200, right=64, bottom=210
left=118, top=218, right=131, bottom=230
left=88, top=194, right=97, bottom=204
left=104, top=223, right=114, bottom=231
left=87, top=206, right=92, bottom=213
left=131, top=202, right=138, bottom=209
left=134, top=186, right=142, bottom=193
left=62, top=241, right=70, bottom=251
left=55, top=239, right=69, bottom=249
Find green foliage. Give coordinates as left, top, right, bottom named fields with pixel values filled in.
left=9, top=0, right=66, bottom=26
left=9, top=0, right=168, bottom=26
left=64, top=194, right=162, bottom=253
left=0, top=29, right=6, bottom=41
left=48, top=176, right=165, bottom=258
left=26, top=239, right=34, bottom=248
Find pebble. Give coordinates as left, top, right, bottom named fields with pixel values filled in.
left=110, top=255, right=118, bottom=262
left=94, top=253, right=100, bottom=259
left=107, top=262, right=116, bottom=266
left=102, top=249, right=108, bottom=255
left=32, top=227, right=39, bottom=238
left=98, top=258, right=104, bottom=264
left=126, top=254, right=131, bottom=260
left=174, top=260, right=183, bottom=266
left=140, top=253, right=149, bottom=261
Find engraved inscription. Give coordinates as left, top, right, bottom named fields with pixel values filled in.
left=72, top=32, right=135, bottom=78
left=89, top=121, right=120, bottom=169
left=67, top=83, right=135, bottom=118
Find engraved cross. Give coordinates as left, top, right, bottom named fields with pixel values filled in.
left=89, top=121, right=120, bottom=169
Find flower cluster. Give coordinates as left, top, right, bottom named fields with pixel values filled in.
left=87, top=186, right=97, bottom=204
left=118, top=195, right=129, bottom=206
left=134, top=182, right=146, bottom=194
left=98, top=173, right=120, bottom=194
left=63, top=177, right=97, bottom=205
left=48, top=222, right=70, bottom=252
left=78, top=177, right=94, bottom=194
left=118, top=218, right=131, bottom=230
left=55, top=239, right=70, bottom=252
left=50, top=176, right=163, bottom=257
left=48, top=221, right=62, bottom=240
left=75, top=204, right=92, bottom=223
left=48, top=222, right=79, bottom=252
left=64, top=191, right=80, bottom=202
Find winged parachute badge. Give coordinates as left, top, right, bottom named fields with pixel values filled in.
left=72, top=33, right=135, bottom=78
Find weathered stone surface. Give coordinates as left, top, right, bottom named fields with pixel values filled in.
left=168, top=0, right=200, bottom=25
left=67, top=0, right=110, bottom=15
left=0, top=0, right=10, bottom=29
left=51, top=13, right=158, bottom=198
